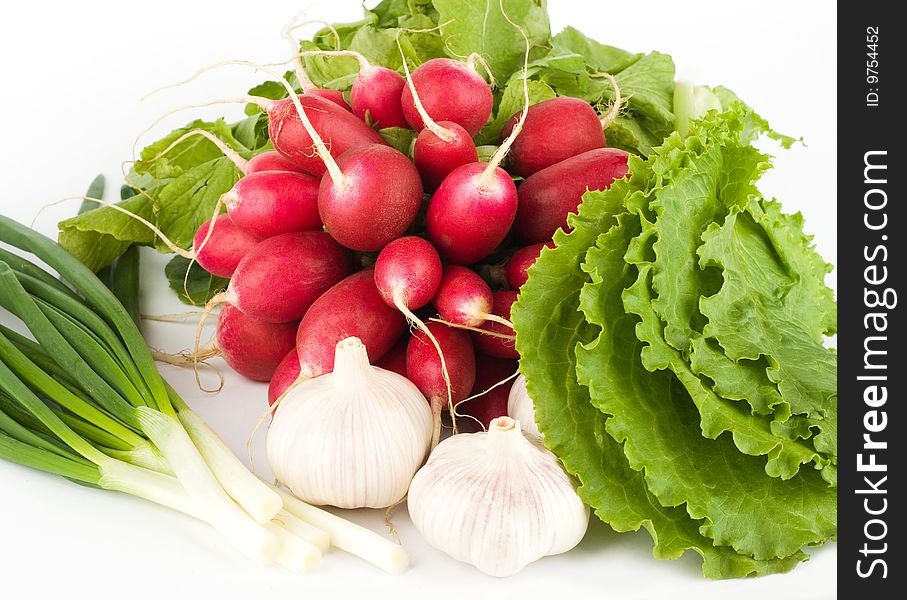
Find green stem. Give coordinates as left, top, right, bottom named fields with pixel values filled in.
left=0, top=264, right=141, bottom=426
left=0, top=329, right=143, bottom=447
left=0, top=324, right=79, bottom=387
left=109, top=246, right=141, bottom=327
left=0, top=398, right=79, bottom=460
left=0, top=217, right=173, bottom=416
left=0, top=431, right=101, bottom=484
left=56, top=412, right=134, bottom=452
left=0, top=357, right=111, bottom=465
left=13, top=269, right=153, bottom=401
left=34, top=300, right=148, bottom=408
left=0, top=247, right=79, bottom=299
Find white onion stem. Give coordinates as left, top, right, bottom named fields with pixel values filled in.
left=274, top=509, right=331, bottom=552
left=176, top=406, right=282, bottom=523
left=273, top=486, right=409, bottom=575
left=265, top=522, right=322, bottom=573
left=136, top=407, right=278, bottom=565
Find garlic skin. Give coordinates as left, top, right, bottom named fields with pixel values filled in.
left=507, top=374, right=542, bottom=439
left=267, top=337, right=432, bottom=509
left=407, top=417, right=589, bottom=577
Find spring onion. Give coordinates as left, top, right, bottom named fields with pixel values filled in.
left=0, top=214, right=408, bottom=573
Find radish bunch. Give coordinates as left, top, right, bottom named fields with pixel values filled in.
left=163, top=47, right=629, bottom=439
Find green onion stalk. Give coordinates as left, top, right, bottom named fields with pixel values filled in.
left=0, top=215, right=407, bottom=573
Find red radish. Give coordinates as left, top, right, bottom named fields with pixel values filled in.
left=293, top=269, right=407, bottom=381
left=425, top=162, right=517, bottom=264
left=300, top=50, right=408, bottom=128
left=201, top=231, right=354, bottom=325
left=400, top=57, right=493, bottom=136
left=412, top=122, right=478, bottom=191
left=504, top=242, right=553, bottom=289
left=222, top=171, right=321, bottom=238
left=317, top=144, right=423, bottom=251
left=432, top=266, right=511, bottom=329
left=396, top=43, right=477, bottom=191
left=515, top=147, right=630, bottom=243
left=455, top=354, right=518, bottom=432
left=265, top=94, right=385, bottom=177
left=245, top=151, right=310, bottom=174
left=406, top=321, right=476, bottom=447
left=214, top=305, right=298, bottom=381
left=268, top=349, right=300, bottom=406
left=305, top=89, right=349, bottom=111
left=374, top=237, right=443, bottom=318
left=424, top=49, right=531, bottom=265
left=472, top=291, right=519, bottom=359
left=255, top=56, right=421, bottom=252
left=374, top=337, right=409, bottom=378
left=501, top=97, right=606, bottom=177
left=192, top=216, right=262, bottom=278
left=374, top=236, right=451, bottom=447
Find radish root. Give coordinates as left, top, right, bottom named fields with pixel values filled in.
left=590, top=71, right=624, bottom=129
left=395, top=31, right=456, bottom=143
left=182, top=197, right=226, bottom=302
left=151, top=347, right=225, bottom=393
left=45, top=192, right=230, bottom=307
left=299, top=49, right=372, bottom=73
left=140, top=57, right=295, bottom=102
left=428, top=317, right=516, bottom=340
left=479, top=7, right=530, bottom=187
left=193, top=291, right=229, bottom=393
left=383, top=497, right=405, bottom=543
left=247, top=381, right=295, bottom=472
left=286, top=18, right=341, bottom=51
left=153, top=344, right=221, bottom=363
left=140, top=58, right=345, bottom=211
left=142, top=311, right=208, bottom=323
left=131, top=96, right=273, bottom=164
left=395, top=293, right=456, bottom=446
left=466, top=53, right=496, bottom=88
left=282, top=12, right=343, bottom=91
left=452, top=369, right=520, bottom=432
left=147, top=129, right=250, bottom=174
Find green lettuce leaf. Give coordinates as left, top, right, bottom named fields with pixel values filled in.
left=577, top=226, right=836, bottom=561
left=697, top=199, right=838, bottom=459
left=614, top=106, right=835, bottom=481
left=434, top=0, right=551, bottom=84
left=513, top=181, right=807, bottom=577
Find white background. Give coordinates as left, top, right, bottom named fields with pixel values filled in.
left=0, top=1, right=836, bottom=598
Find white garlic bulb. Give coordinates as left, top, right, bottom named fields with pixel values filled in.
left=407, top=416, right=589, bottom=577
left=507, top=374, right=542, bottom=439
left=267, top=337, right=432, bottom=509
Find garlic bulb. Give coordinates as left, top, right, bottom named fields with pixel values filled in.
left=267, top=337, right=432, bottom=509
left=407, top=416, right=589, bottom=577
left=507, top=374, right=542, bottom=439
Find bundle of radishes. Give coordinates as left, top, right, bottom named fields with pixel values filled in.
left=132, top=15, right=631, bottom=577
left=179, top=44, right=629, bottom=442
